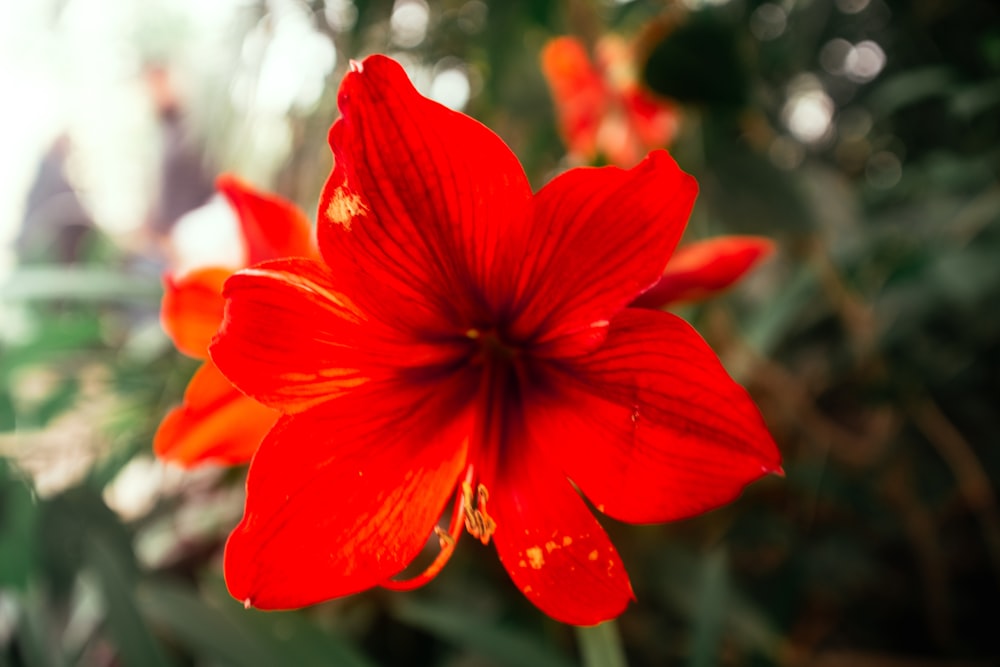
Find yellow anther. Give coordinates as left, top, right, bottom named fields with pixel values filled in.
left=462, top=481, right=496, bottom=545
left=434, top=526, right=455, bottom=550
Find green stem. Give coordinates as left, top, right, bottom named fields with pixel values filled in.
left=575, top=620, right=628, bottom=667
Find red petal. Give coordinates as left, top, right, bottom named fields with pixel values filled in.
left=632, top=236, right=775, bottom=308
left=216, top=174, right=316, bottom=266
left=532, top=308, right=781, bottom=524
left=621, top=84, right=679, bottom=154
left=615, top=83, right=678, bottom=166
left=540, top=37, right=608, bottom=160
left=511, top=150, right=697, bottom=357
left=210, top=258, right=466, bottom=414
left=161, top=268, right=230, bottom=359
left=224, top=385, right=472, bottom=609
left=490, top=444, right=634, bottom=626
left=154, top=362, right=277, bottom=467
left=317, top=54, right=534, bottom=332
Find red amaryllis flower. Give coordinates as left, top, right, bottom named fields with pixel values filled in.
left=541, top=35, right=679, bottom=168
left=155, top=176, right=317, bottom=467
left=212, top=55, right=780, bottom=626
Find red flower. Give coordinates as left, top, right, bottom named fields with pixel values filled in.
left=542, top=35, right=679, bottom=167
left=155, top=176, right=316, bottom=467
left=212, top=55, right=781, bottom=625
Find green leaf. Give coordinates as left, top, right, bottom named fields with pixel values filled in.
left=20, top=376, right=80, bottom=429
left=0, top=386, right=15, bottom=431
left=643, top=13, right=749, bottom=108
left=950, top=78, right=1000, bottom=119
left=742, top=264, right=820, bottom=355
left=0, top=267, right=160, bottom=303
left=866, top=66, right=955, bottom=119
left=38, top=486, right=136, bottom=599
left=654, top=547, right=781, bottom=661
left=17, top=588, right=69, bottom=667
left=138, top=581, right=283, bottom=667
left=576, top=621, right=627, bottom=667
left=390, top=596, right=575, bottom=667
left=702, top=147, right=815, bottom=234
left=202, top=579, right=376, bottom=667
left=38, top=485, right=173, bottom=667
left=0, top=460, right=38, bottom=590
left=687, top=549, right=728, bottom=667
left=87, top=537, right=174, bottom=667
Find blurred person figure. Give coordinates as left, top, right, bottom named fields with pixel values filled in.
left=144, top=63, right=215, bottom=248
left=16, top=133, right=97, bottom=264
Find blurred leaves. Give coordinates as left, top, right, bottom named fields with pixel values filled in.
left=643, top=13, right=749, bottom=109
left=0, top=461, right=37, bottom=591
left=139, top=581, right=375, bottom=667
left=0, top=268, right=159, bottom=304
left=389, top=596, right=575, bottom=667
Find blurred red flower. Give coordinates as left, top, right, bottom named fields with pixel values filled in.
left=634, top=235, right=775, bottom=309
left=212, top=55, right=780, bottom=625
left=542, top=35, right=679, bottom=167
left=155, top=176, right=316, bottom=467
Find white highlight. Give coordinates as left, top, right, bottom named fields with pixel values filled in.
left=430, top=67, right=471, bottom=111
left=782, top=76, right=834, bottom=144
left=390, top=0, right=430, bottom=49
left=821, top=38, right=886, bottom=83
left=324, top=0, right=358, bottom=33
left=845, top=41, right=886, bottom=83
left=750, top=4, right=787, bottom=41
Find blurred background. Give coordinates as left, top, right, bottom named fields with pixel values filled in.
left=1, top=0, right=999, bottom=665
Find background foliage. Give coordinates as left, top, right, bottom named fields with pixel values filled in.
left=2, top=0, right=999, bottom=665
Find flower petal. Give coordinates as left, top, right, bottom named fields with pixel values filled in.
left=317, top=54, right=534, bottom=331
left=491, top=444, right=634, bottom=626
left=533, top=308, right=781, bottom=524
left=210, top=258, right=467, bottom=414
left=154, top=362, right=277, bottom=467
left=161, top=267, right=230, bottom=359
left=632, top=235, right=775, bottom=308
left=511, top=150, right=697, bottom=357
left=540, top=37, right=608, bottom=160
left=620, top=85, right=679, bottom=159
left=225, top=385, right=472, bottom=609
left=216, top=174, right=316, bottom=266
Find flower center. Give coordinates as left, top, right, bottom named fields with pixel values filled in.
left=466, top=327, right=521, bottom=366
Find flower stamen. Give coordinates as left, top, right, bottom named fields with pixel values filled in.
left=462, top=480, right=496, bottom=545
left=381, top=465, right=473, bottom=591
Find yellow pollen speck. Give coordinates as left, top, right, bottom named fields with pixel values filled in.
left=518, top=559, right=527, bottom=568
left=562, top=536, right=572, bottom=547
left=524, top=585, right=533, bottom=593
left=525, top=547, right=545, bottom=569
left=466, top=329, right=480, bottom=339
left=588, top=550, right=599, bottom=561
left=545, top=540, right=559, bottom=553
left=596, top=504, right=606, bottom=513
left=326, top=188, right=368, bottom=229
